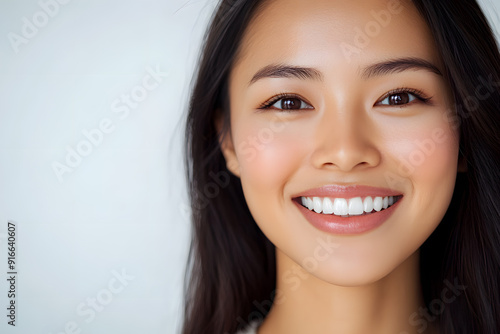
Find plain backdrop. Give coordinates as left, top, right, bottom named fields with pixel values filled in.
left=0, top=0, right=499, bottom=333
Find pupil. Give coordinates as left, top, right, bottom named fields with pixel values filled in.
left=390, top=93, right=409, bottom=105
left=282, top=98, right=300, bottom=109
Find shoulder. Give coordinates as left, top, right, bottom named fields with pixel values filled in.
left=234, top=320, right=261, bottom=334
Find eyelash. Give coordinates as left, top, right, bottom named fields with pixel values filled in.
left=375, top=87, right=432, bottom=106
left=257, top=93, right=312, bottom=110
left=257, top=88, right=432, bottom=111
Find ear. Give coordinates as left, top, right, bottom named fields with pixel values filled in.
left=215, top=111, right=241, bottom=178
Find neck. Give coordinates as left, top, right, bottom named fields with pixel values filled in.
left=259, top=249, right=437, bottom=334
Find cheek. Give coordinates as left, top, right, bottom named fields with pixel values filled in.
left=232, top=117, right=312, bottom=236
left=234, top=118, right=305, bottom=190
left=391, top=122, right=459, bottom=194
left=386, top=118, right=460, bottom=241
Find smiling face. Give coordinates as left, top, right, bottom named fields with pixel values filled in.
left=219, top=0, right=461, bottom=286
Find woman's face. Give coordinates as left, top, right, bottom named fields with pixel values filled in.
left=220, top=0, right=460, bottom=285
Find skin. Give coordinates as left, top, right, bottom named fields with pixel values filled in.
left=218, top=0, right=464, bottom=333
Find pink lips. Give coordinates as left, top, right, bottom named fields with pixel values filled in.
left=293, top=185, right=403, bottom=235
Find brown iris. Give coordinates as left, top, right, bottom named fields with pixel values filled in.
left=280, top=97, right=302, bottom=109
left=388, top=93, right=410, bottom=105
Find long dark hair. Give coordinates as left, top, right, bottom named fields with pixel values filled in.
left=182, top=0, right=500, bottom=333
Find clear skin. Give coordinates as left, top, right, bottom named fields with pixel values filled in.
left=218, top=0, right=464, bottom=333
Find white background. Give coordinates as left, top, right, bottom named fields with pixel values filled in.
left=0, top=0, right=498, bottom=333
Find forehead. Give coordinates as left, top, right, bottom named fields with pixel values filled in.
left=231, top=0, right=441, bottom=83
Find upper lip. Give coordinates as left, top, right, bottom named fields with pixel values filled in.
left=292, top=184, right=403, bottom=199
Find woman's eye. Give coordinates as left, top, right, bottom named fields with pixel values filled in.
left=375, top=88, right=433, bottom=107
left=378, top=92, right=417, bottom=106
left=262, top=96, right=313, bottom=111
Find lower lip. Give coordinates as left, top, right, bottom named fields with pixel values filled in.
left=293, top=197, right=402, bottom=235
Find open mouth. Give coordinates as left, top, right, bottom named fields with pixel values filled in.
left=297, top=195, right=403, bottom=217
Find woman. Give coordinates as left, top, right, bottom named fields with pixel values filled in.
left=183, top=0, right=500, bottom=333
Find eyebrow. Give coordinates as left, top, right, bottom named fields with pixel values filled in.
left=248, top=64, right=323, bottom=85
left=248, top=57, right=442, bottom=85
left=361, top=57, right=442, bottom=79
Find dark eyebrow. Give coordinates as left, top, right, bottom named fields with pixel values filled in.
left=361, top=57, right=442, bottom=79
left=248, top=57, right=442, bottom=86
left=248, top=64, right=323, bottom=86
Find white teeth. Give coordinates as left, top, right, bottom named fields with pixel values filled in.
left=322, top=197, right=334, bottom=214
left=313, top=197, right=322, bottom=213
left=382, top=196, right=389, bottom=209
left=300, top=195, right=398, bottom=216
left=373, top=197, right=383, bottom=211
left=306, top=197, right=314, bottom=210
left=333, top=198, right=348, bottom=215
left=348, top=197, right=364, bottom=215
left=363, top=196, right=374, bottom=212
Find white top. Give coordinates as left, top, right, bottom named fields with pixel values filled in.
left=235, top=320, right=261, bottom=334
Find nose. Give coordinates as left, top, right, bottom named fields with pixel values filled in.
left=310, top=103, right=381, bottom=172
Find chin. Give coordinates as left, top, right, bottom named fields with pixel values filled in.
left=298, top=244, right=420, bottom=288
left=311, top=261, right=399, bottom=287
